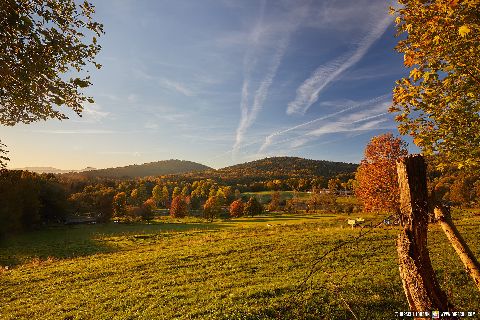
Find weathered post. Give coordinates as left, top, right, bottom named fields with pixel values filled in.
left=396, top=155, right=452, bottom=316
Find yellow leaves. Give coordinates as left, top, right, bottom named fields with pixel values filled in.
left=395, top=17, right=401, bottom=25
left=404, top=51, right=417, bottom=67
left=388, top=105, right=400, bottom=113
left=406, top=24, right=413, bottom=32
left=423, top=72, right=432, bottom=82
left=433, top=35, right=441, bottom=45
left=424, top=88, right=435, bottom=96
left=413, top=137, right=423, bottom=146
left=459, top=25, right=471, bottom=37
left=464, top=0, right=480, bottom=8
left=410, top=68, right=422, bottom=82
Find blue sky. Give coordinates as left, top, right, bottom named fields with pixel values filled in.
left=1, top=0, right=418, bottom=170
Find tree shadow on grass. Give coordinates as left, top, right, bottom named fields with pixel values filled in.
left=0, top=220, right=225, bottom=268
left=0, top=213, right=342, bottom=268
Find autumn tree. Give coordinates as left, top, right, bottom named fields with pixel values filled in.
left=229, top=199, right=244, bottom=218
left=130, top=184, right=148, bottom=206
left=181, top=185, right=190, bottom=197
left=151, top=185, right=163, bottom=207
left=215, top=188, right=228, bottom=207
left=170, top=195, right=188, bottom=218
left=244, top=197, right=263, bottom=217
left=328, top=178, right=341, bottom=194
left=390, top=1, right=480, bottom=170
left=113, top=192, right=127, bottom=217
left=162, top=186, right=170, bottom=207
left=0, top=0, right=103, bottom=126
left=69, top=185, right=115, bottom=222
left=449, top=174, right=478, bottom=206
left=267, top=191, right=280, bottom=212
left=172, top=186, right=181, bottom=198
left=141, top=198, right=156, bottom=221
left=203, top=196, right=221, bottom=221
left=355, top=133, right=408, bottom=213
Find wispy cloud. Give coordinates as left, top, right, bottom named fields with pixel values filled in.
left=133, top=67, right=195, bottom=97
left=307, top=113, right=389, bottom=137
left=233, top=35, right=291, bottom=153
left=260, top=94, right=389, bottom=152
left=80, top=103, right=110, bottom=123
left=233, top=1, right=308, bottom=154
left=32, top=129, right=116, bottom=134
left=286, top=15, right=392, bottom=115
left=159, top=78, right=194, bottom=97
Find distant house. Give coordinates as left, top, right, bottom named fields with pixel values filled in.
left=64, top=212, right=98, bottom=225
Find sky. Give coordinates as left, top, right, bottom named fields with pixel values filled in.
left=1, top=0, right=419, bottom=170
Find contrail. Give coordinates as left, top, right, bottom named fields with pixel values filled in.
left=259, top=94, right=389, bottom=152
left=233, top=0, right=267, bottom=155
left=233, top=1, right=309, bottom=156
left=286, top=15, right=392, bottom=115
left=233, top=34, right=291, bottom=153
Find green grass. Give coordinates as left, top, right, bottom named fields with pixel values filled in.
left=1, top=211, right=479, bottom=319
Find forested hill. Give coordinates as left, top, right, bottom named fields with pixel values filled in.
left=80, top=160, right=212, bottom=178
left=217, top=157, right=357, bottom=178
left=176, top=157, right=358, bottom=185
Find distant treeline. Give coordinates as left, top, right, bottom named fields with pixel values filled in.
left=0, top=170, right=68, bottom=236
left=2, top=156, right=479, bottom=237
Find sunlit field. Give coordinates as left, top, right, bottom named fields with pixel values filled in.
left=1, top=210, right=479, bottom=319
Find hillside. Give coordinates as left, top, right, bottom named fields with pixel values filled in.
left=57, top=156, right=356, bottom=181
left=218, top=156, right=357, bottom=178
left=177, top=156, right=358, bottom=185
left=13, top=167, right=96, bottom=174
left=81, top=159, right=211, bottom=178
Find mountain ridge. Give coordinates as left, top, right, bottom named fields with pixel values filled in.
left=14, top=156, right=358, bottom=179
left=12, top=166, right=96, bottom=174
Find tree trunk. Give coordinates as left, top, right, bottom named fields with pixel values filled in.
left=396, top=155, right=453, bottom=316
left=434, top=206, right=480, bottom=291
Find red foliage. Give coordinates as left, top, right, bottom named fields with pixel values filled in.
left=170, top=195, right=188, bottom=218
left=229, top=199, right=244, bottom=218
left=355, top=133, right=408, bottom=213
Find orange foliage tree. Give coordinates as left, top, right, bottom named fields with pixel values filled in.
left=229, top=199, right=244, bottom=218
left=170, top=195, right=188, bottom=218
left=203, top=196, right=221, bottom=221
left=355, top=133, right=408, bottom=213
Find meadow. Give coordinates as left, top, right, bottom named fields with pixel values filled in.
left=1, top=210, right=479, bottom=319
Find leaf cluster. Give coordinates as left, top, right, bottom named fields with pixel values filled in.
left=0, top=0, right=104, bottom=125
left=390, top=0, right=480, bottom=170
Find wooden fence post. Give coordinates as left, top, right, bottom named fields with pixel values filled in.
left=434, top=206, right=480, bottom=291
left=396, top=155, right=452, bottom=316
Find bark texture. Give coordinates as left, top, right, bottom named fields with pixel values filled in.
left=396, top=155, right=452, bottom=316
left=435, top=206, right=480, bottom=291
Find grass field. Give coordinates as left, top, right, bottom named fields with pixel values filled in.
left=1, top=211, right=479, bottom=319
